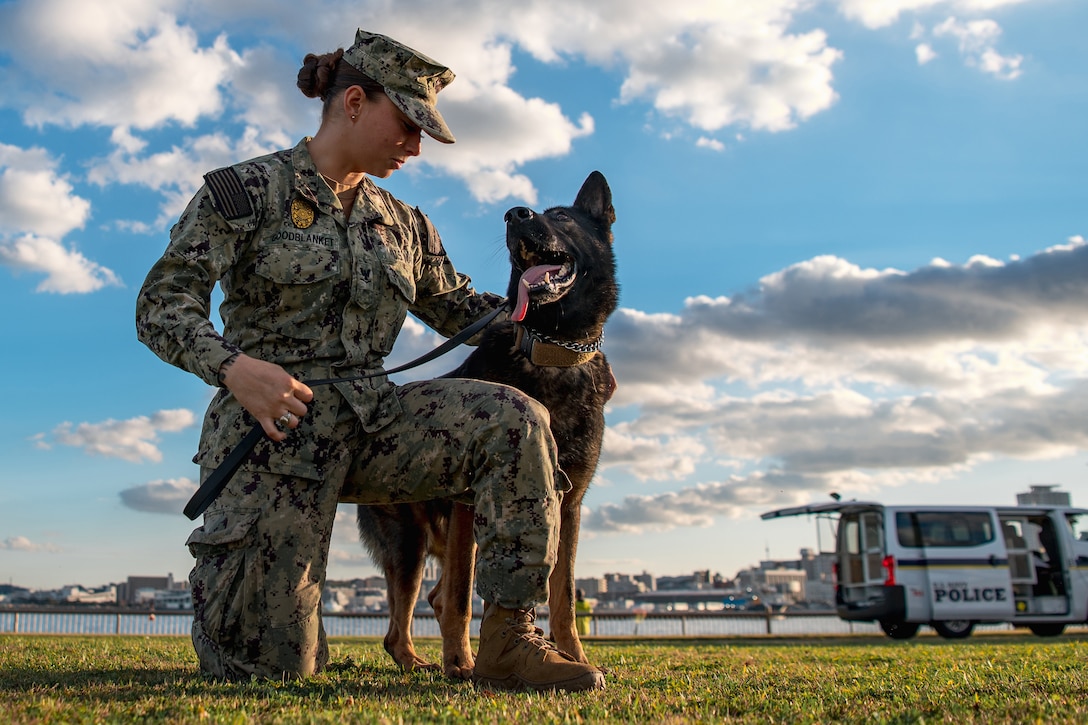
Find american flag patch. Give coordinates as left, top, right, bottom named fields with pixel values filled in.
left=203, top=167, right=253, bottom=221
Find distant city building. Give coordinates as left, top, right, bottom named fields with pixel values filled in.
left=735, top=563, right=807, bottom=604
left=657, top=571, right=713, bottom=591
left=74, top=586, right=118, bottom=605
left=322, top=576, right=392, bottom=613
left=798, top=548, right=836, bottom=605
left=1017, top=485, right=1071, bottom=507
left=601, top=572, right=649, bottom=597
left=154, top=589, right=192, bottom=610
left=574, top=577, right=607, bottom=599
left=119, top=574, right=172, bottom=605
left=323, top=587, right=353, bottom=613
left=766, top=567, right=806, bottom=598
left=117, top=573, right=189, bottom=608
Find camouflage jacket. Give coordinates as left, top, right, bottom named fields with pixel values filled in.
left=136, top=138, right=504, bottom=478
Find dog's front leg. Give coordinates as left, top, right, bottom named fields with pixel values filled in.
left=435, top=502, right=476, bottom=679
left=548, top=496, right=588, bottom=663
left=382, top=553, right=439, bottom=672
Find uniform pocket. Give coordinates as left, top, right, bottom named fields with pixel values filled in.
left=254, top=243, right=340, bottom=284
left=360, top=245, right=416, bottom=355
left=193, top=437, right=322, bottom=483
left=186, top=508, right=260, bottom=645
left=384, top=258, right=416, bottom=304
left=186, top=508, right=260, bottom=556
left=253, top=243, right=342, bottom=340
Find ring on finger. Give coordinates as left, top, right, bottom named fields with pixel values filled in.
left=278, top=411, right=292, bottom=428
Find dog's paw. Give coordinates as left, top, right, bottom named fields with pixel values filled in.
left=398, top=654, right=441, bottom=673
left=443, top=656, right=476, bottom=681
left=445, top=665, right=474, bottom=680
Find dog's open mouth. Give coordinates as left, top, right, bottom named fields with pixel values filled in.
left=511, top=256, right=576, bottom=322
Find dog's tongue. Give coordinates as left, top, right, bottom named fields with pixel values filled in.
left=512, top=264, right=564, bottom=322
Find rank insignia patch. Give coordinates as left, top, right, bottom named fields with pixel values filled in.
left=291, top=198, right=315, bottom=229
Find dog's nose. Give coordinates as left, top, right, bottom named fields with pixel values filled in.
left=505, top=207, right=534, bottom=223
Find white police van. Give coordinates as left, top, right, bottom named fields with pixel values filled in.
left=761, top=501, right=1088, bottom=639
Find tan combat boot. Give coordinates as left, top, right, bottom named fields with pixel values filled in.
left=472, top=603, right=605, bottom=692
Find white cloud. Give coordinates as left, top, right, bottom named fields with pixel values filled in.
left=696, top=137, right=726, bottom=152
left=976, top=47, right=1024, bottom=79
left=0, top=143, right=121, bottom=293
left=428, top=103, right=594, bottom=205
left=600, top=427, right=706, bottom=482
left=585, top=474, right=788, bottom=533
left=916, top=43, right=939, bottom=64
left=620, top=27, right=840, bottom=133
left=582, top=467, right=958, bottom=533
left=119, top=478, right=198, bottom=514
left=42, top=409, right=197, bottom=463
left=88, top=128, right=277, bottom=228
left=0, top=234, right=122, bottom=294
left=835, top=1, right=1030, bottom=78
left=225, top=44, right=313, bottom=150
left=0, top=0, right=1048, bottom=215
left=1, top=536, right=61, bottom=553
left=835, top=0, right=1034, bottom=29
left=481, top=2, right=845, bottom=132
left=591, top=238, right=1088, bottom=533
left=0, top=0, right=857, bottom=208
left=0, top=0, right=239, bottom=131
left=933, top=17, right=1023, bottom=79
left=0, top=144, right=91, bottom=239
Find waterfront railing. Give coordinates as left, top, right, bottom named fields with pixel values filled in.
left=5, top=606, right=1074, bottom=638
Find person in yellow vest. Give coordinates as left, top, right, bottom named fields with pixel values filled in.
left=575, top=589, right=593, bottom=637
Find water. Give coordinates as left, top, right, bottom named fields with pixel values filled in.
left=0, top=610, right=194, bottom=636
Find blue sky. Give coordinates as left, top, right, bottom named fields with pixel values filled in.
left=2, top=0, right=1086, bottom=591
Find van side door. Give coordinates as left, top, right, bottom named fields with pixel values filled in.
left=837, top=509, right=887, bottom=607
left=914, top=510, right=1014, bottom=622
left=1062, top=512, right=1088, bottom=617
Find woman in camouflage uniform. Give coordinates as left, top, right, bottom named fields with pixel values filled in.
left=136, top=29, right=603, bottom=692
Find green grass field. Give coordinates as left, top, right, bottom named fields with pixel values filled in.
left=3, top=633, right=1087, bottom=723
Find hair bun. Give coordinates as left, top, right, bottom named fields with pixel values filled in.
left=297, top=48, right=345, bottom=100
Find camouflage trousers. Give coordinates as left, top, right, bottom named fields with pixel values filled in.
left=185, top=378, right=563, bottom=681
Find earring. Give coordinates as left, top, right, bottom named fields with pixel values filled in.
left=351, top=114, right=357, bottom=121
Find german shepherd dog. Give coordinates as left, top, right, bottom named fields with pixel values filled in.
left=356, top=171, right=618, bottom=678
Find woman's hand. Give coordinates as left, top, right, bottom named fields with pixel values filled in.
left=219, top=353, right=314, bottom=441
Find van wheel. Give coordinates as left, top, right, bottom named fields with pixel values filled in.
left=931, top=620, right=974, bottom=639
left=879, top=620, right=920, bottom=640
left=1028, top=623, right=1065, bottom=637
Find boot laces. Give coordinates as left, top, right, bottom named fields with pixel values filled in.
left=507, top=610, right=575, bottom=660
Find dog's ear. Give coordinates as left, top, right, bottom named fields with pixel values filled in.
left=574, top=171, right=615, bottom=233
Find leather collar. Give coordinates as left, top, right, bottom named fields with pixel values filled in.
left=515, top=325, right=601, bottom=367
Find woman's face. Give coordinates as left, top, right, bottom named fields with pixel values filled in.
left=350, top=92, right=424, bottom=178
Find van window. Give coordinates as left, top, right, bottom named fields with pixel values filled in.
left=895, top=511, right=994, bottom=548
left=842, top=518, right=860, bottom=555
left=1067, top=513, right=1088, bottom=542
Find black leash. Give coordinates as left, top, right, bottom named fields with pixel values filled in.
left=183, top=305, right=506, bottom=520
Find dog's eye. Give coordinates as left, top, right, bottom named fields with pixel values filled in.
left=551, top=211, right=571, bottom=222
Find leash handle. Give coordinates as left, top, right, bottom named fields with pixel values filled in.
left=183, top=424, right=265, bottom=520
left=183, top=304, right=507, bottom=520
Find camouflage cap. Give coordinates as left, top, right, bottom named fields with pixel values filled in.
left=343, top=29, right=456, bottom=144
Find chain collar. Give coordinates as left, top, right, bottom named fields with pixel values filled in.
left=515, top=325, right=603, bottom=367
